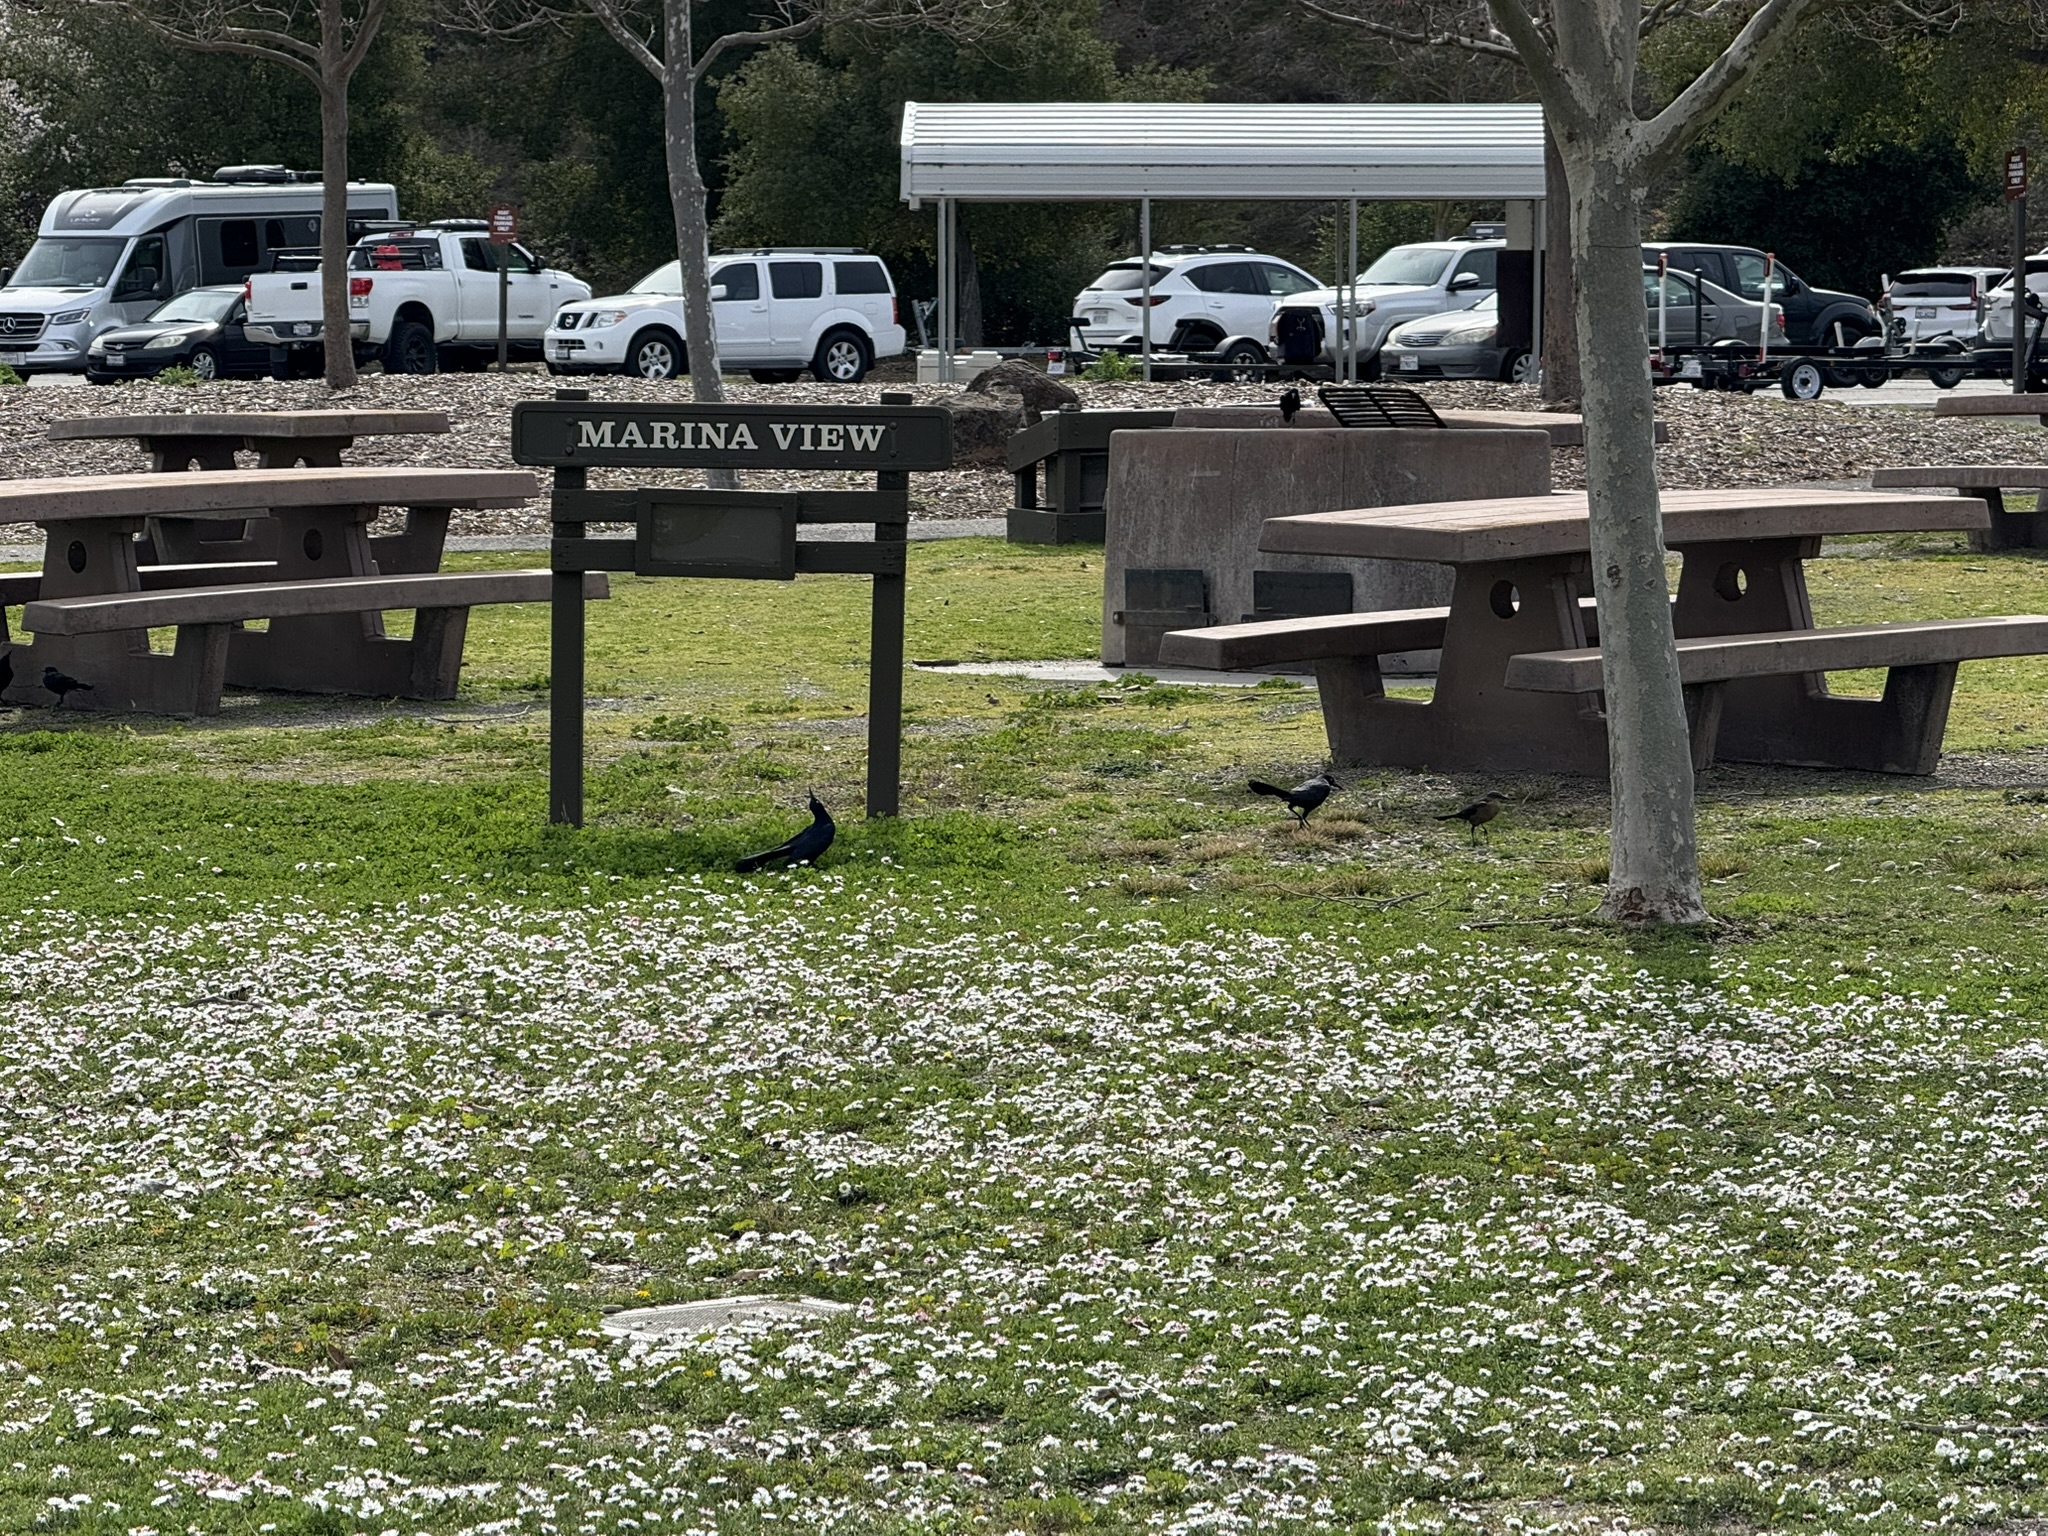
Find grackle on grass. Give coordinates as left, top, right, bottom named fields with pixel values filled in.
left=735, top=791, right=836, bottom=873
left=1438, top=792, right=1509, bottom=842
left=43, top=666, right=92, bottom=708
left=1249, top=771, right=1340, bottom=826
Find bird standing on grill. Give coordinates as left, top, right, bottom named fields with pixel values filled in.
left=1438, top=792, right=1509, bottom=842
left=1277, top=386, right=1303, bottom=423
left=42, top=666, right=92, bottom=708
left=734, top=791, right=836, bottom=873
left=1248, top=771, right=1340, bottom=826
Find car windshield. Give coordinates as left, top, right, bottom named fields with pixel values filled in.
left=6, top=236, right=126, bottom=290
left=630, top=262, right=684, bottom=294
left=148, top=290, right=236, bottom=323
left=1088, top=264, right=1169, bottom=292
left=1358, top=248, right=1453, bottom=287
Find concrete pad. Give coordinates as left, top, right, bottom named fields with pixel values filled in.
left=602, top=1295, right=853, bottom=1340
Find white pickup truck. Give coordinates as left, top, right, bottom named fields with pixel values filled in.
left=244, top=220, right=590, bottom=374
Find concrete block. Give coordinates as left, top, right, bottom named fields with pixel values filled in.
left=1101, top=426, right=1552, bottom=667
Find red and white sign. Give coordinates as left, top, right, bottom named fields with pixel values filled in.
left=488, top=203, right=520, bottom=244
left=2008, top=149, right=2030, bottom=202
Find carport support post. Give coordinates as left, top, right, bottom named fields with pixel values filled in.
left=868, top=390, right=913, bottom=818
left=549, top=385, right=589, bottom=827
left=2018, top=189, right=2030, bottom=395
left=1140, top=198, right=1152, bottom=383
left=938, top=199, right=955, bottom=384
left=1347, top=198, right=1358, bottom=383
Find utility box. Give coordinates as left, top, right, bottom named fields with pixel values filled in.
left=1006, top=407, right=1178, bottom=543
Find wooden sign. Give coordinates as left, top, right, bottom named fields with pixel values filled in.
left=2009, top=149, right=2030, bottom=202
left=512, top=401, right=954, bottom=472
left=488, top=203, right=520, bottom=243
left=635, top=492, right=798, bottom=579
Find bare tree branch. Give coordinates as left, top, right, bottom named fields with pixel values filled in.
left=1294, top=0, right=1520, bottom=57
left=1640, top=0, right=1820, bottom=172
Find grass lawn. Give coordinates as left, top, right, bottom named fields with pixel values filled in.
left=5, top=537, right=2048, bottom=1535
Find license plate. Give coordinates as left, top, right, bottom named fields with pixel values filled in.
left=1679, top=357, right=1702, bottom=379
left=1091, top=312, right=1109, bottom=325
left=104, top=355, right=124, bottom=367
left=0, top=351, right=26, bottom=366
left=1398, top=354, right=1419, bottom=371
left=1915, top=307, right=1935, bottom=318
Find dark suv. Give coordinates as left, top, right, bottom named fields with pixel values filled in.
left=1642, top=243, right=1879, bottom=352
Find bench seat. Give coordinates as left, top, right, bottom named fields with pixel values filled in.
left=1505, top=616, right=2048, bottom=774
left=1871, top=466, right=2048, bottom=551
left=1157, top=607, right=1451, bottom=670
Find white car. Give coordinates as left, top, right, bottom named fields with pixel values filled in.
left=1883, top=266, right=2009, bottom=345
left=1269, top=238, right=1504, bottom=375
left=1071, top=247, right=1323, bottom=353
left=1983, top=255, right=2048, bottom=348
left=546, top=248, right=908, bottom=383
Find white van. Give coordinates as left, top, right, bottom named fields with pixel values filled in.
left=0, top=167, right=399, bottom=374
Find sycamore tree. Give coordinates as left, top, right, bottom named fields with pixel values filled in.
left=58, top=0, right=394, bottom=388
left=1294, top=0, right=1859, bottom=925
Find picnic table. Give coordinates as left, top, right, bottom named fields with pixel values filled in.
left=1159, top=486, right=2043, bottom=777
left=43, top=409, right=458, bottom=569
left=0, top=465, right=602, bottom=715
left=1932, top=394, right=2048, bottom=428
left=45, top=409, right=452, bottom=470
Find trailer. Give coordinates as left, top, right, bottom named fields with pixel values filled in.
left=1050, top=317, right=1276, bottom=383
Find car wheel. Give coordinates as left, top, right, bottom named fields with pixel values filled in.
left=626, top=330, right=684, bottom=381
left=1928, top=366, right=1966, bottom=390
left=185, top=346, right=219, bottom=381
left=383, top=320, right=438, bottom=375
left=1216, top=341, right=1267, bottom=382
left=750, top=369, right=803, bottom=383
left=1824, top=367, right=1858, bottom=388
left=811, top=329, right=870, bottom=384
left=1858, top=372, right=1887, bottom=389
left=1501, top=349, right=1535, bottom=385
left=1780, top=359, right=1825, bottom=400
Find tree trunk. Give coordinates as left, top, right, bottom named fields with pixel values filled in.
left=1565, top=142, right=1706, bottom=925
left=662, top=0, right=724, bottom=406
left=317, top=31, right=356, bottom=390
left=957, top=222, right=983, bottom=349
left=1540, top=130, right=1578, bottom=402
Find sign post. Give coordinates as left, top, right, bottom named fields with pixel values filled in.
left=488, top=204, right=519, bottom=373
left=2009, top=150, right=2030, bottom=395
left=512, top=391, right=954, bottom=827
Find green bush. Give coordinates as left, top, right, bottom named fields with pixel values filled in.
left=0, top=364, right=23, bottom=387
left=155, top=365, right=201, bottom=387
left=1081, top=350, right=1140, bottom=382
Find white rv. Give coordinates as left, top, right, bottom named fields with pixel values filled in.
left=0, top=167, right=399, bottom=375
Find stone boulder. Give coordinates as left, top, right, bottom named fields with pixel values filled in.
left=962, top=357, right=1080, bottom=424
left=934, top=390, right=1024, bottom=467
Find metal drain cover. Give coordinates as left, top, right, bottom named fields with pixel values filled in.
left=602, top=1295, right=853, bottom=1339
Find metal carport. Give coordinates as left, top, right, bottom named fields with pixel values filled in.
left=898, top=100, right=1548, bottom=381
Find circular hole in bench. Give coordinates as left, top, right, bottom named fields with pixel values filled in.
left=1713, top=561, right=1748, bottom=601
left=303, top=528, right=324, bottom=562
left=66, top=540, right=87, bottom=574
left=1489, top=580, right=1521, bottom=619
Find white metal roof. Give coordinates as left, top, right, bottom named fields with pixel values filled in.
left=899, top=102, right=1546, bottom=204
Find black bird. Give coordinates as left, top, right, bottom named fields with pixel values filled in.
left=42, top=666, right=92, bottom=708
left=734, top=791, right=836, bottom=873
left=1438, top=792, right=1509, bottom=842
left=1277, top=386, right=1303, bottom=423
left=1248, top=771, right=1340, bottom=826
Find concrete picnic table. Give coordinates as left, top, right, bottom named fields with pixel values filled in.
left=1248, top=486, right=1994, bottom=775
left=45, top=409, right=452, bottom=471
left=0, top=465, right=544, bottom=713
left=1932, top=394, right=2048, bottom=428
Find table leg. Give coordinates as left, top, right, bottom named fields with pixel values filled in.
left=249, top=437, right=352, bottom=469
left=4, top=518, right=227, bottom=715
left=223, top=503, right=449, bottom=697
left=1673, top=537, right=1958, bottom=771
left=368, top=507, right=452, bottom=574
left=1315, top=555, right=1609, bottom=774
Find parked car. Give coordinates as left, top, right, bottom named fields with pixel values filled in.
left=1982, top=254, right=2048, bottom=348
left=1268, top=237, right=1504, bottom=375
left=0, top=166, right=397, bottom=376
left=1072, top=246, right=1323, bottom=354
left=1882, top=266, right=2008, bottom=345
left=1643, top=267, right=1786, bottom=385
left=1379, top=294, right=1530, bottom=382
left=546, top=249, right=907, bottom=383
left=244, top=221, right=590, bottom=374
left=1642, top=242, right=1879, bottom=351
left=83, top=285, right=270, bottom=381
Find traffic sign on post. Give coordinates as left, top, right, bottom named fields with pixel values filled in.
left=488, top=203, right=520, bottom=242
left=489, top=204, right=519, bottom=371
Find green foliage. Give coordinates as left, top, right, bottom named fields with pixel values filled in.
left=1080, top=349, right=1141, bottom=381
left=0, top=365, right=23, bottom=388
left=633, top=713, right=733, bottom=745
left=153, top=364, right=201, bottom=387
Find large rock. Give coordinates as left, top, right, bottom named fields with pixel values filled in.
left=963, top=357, right=1080, bottom=424
left=934, top=391, right=1024, bottom=467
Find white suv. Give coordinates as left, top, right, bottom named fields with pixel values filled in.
left=546, top=247, right=907, bottom=383
left=1270, top=238, right=1504, bottom=376
left=1072, top=247, right=1324, bottom=352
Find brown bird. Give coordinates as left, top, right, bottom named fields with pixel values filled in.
left=1438, top=792, right=1508, bottom=842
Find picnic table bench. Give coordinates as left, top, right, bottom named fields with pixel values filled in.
left=1870, top=465, right=2048, bottom=551
left=0, top=465, right=599, bottom=715
left=1160, top=486, right=2026, bottom=776
left=1932, top=394, right=2048, bottom=427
